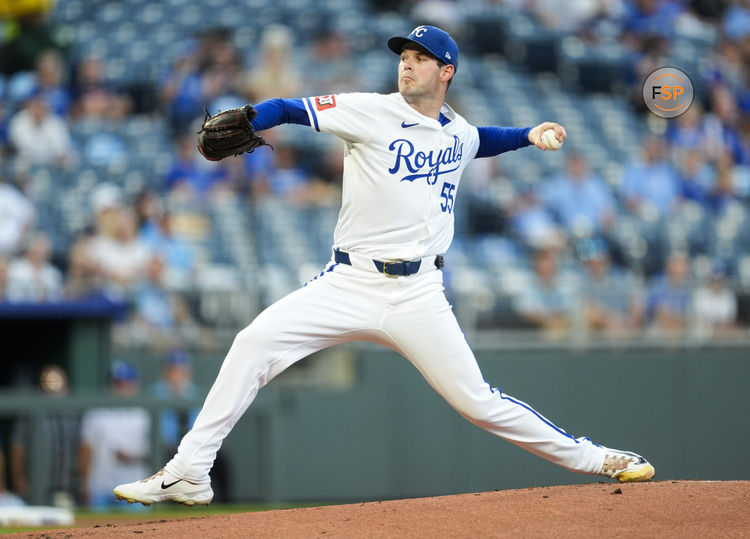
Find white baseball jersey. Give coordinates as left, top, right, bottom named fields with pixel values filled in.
left=82, top=407, right=151, bottom=497
left=302, top=92, right=480, bottom=261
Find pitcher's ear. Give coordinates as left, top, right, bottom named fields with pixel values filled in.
left=441, top=63, right=455, bottom=83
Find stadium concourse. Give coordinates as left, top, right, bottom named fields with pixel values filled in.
left=1, top=1, right=749, bottom=346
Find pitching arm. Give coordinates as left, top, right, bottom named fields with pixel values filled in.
left=476, top=122, right=567, bottom=157
left=475, top=126, right=532, bottom=158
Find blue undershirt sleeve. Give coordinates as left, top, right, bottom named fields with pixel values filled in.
left=250, top=98, right=310, bottom=131
left=475, top=126, right=533, bottom=158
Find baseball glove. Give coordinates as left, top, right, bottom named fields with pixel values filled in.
left=197, top=105, right=269, bottom=161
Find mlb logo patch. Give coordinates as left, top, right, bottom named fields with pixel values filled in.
left=315, top=95, right=336, bottom=111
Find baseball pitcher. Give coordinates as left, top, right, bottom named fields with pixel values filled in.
left=114, top=25, right=654, bottom=506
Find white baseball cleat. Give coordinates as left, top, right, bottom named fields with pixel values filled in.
left=599, top=448, right=655, bottom=483
left=113, top=468, right=213, bottom=506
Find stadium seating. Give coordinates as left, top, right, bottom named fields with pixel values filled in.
left=0, top=0, right=743, bottom=332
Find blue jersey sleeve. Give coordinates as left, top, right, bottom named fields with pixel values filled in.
left=251, top=98, right=311, bottom=131
left=475, top=126, right=532, bottom=158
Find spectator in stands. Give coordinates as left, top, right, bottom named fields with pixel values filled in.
left=646, top=251, right=693, bottom=333
left=621, top=135, right=680, bottom=217
left=152, top=350, right=199, bottom=457
left=88, top=184, right=132, bottom=244
left=667, top=103, right=707, bottom=152
left=131, top=255, right=196, bottom=342
left=64, top=231, right=104, bottom=300
left=265, top=145, right=322, bottom=205
left=675, top=146, right=741, bottom=216
left=692, top=259, right=738, bottom=337
left=10, top=365, right=79, bottom=508
left=81, top=129, right=128, bottom=169
left=579, top=239, right=645, bottom=334
left=90, top=182, right=122, bottom=230
left=621, top=0, right=683, bottom=45
left=0, top=430, right=25, bottom=507
left=304, top=28, right=360, bottom=95
left=620, top=0, right=680, bottom=110
left=674, top=1, right=724, bottom=39
left=70, top=55, right=132, bottom=122
left=626, top=32, right=672, bottom=111
left=140, top=212, right=195, bottom=289
left=202, top=29, right=245, bottom=115
left=241, top=136, right=278, bottom=201
left=579, top=5, right=629, bottom=46
left=134, top=190, right=162, bottom=237
left=408, top=0, right=464, bottom=35
left=244, top=25, right=301, bottom=102
left=705, top=39, right=748, bottom=112
left=133, top=255, right=173, bottom=328
left=507, top=183, right=565, bottom=250
left=5, top=232, right=63, bottom=302
left=675, top=148, right=714, bottom=208
left=159, top=27, right=243, bottom=134
left=723, top=0, right=750, bottom=42
left=528, top=0, right=610, bottom=33
left=136, top=191, right=196, bottom=285
left=514, top=247, right=575, bottom=336
left=78, top=361, right=150, bottom=509
left=541, top=152, right=616, bottom=237
left=8, top=90, right=72, bottom=167
left=33, top=49, right=71, bottom=118
left=165, top=133, right=229, bottom=197
left=708, top=149, right=742, bottom=214
left=704, top=84, right=744, bottom=164
left=457, top=156, right=509, bottom=236
left=0, top=172, right=35, bottom=257
left=88, top=204, right=152, bottom=293
left=158, top=35, right=210, bottom=134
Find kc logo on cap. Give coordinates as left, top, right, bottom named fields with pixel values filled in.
left=387, top=25, right=459, bottom=70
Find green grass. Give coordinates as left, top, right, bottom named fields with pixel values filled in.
left=0, top=502, right=324, bottom=534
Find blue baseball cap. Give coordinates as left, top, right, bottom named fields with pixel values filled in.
left=387, top=25, right=458, bottom=70
left=165, top=348, right=191, bottom=367
left=110, top=360, right=138, bottom=382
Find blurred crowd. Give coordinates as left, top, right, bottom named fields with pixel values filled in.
left=0, top=354, right=211, bottom=510
left=0, top=0, right=748, bottom=351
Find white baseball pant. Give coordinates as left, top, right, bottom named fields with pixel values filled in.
left=165, top=259, right=605, bottom=483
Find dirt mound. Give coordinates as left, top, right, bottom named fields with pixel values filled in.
left=13, top=481, right=750, bottom=538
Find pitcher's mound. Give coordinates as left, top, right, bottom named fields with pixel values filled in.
left=19, top=480, right=750, bottom=537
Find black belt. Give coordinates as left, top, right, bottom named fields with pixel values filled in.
left=334, top=249, right=444, bottom=276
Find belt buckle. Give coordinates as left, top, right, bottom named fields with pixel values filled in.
left=381, top=259, right=401, bottom=277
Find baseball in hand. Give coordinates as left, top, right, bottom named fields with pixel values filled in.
left=541, top=129, right=563, bottom=150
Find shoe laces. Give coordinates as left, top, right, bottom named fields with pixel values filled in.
left=601, top=453, right=637, bottom=475
left=140, top=468, right=166, bottom=483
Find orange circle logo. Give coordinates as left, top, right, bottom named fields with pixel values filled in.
left=642, top=67, right=694, bottom=118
